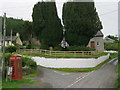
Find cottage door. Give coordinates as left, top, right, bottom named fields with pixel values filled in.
left=90, top=41, right=95, bottom=49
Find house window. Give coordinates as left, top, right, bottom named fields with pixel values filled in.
left=97, top=41, right=100, bottom=46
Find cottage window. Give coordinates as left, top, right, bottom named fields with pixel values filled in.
left=97, top=41, right=100, bottom=46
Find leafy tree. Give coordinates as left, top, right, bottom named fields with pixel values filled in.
left=6, top=18, right=25, bottom=40
left=62, top=2, right=103, bottom=46
left=0, top=16, right=33, bottom=43
left=32, top=1, right=63, bottom=49
left=5, top=46, right=18, bottom=53
left=107, top=35, right=118, bottom=42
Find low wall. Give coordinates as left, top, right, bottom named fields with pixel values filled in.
left=32, top=54, right=110, bottom=68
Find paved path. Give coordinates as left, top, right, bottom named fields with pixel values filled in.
left=22, top=58, right=118, bottom=88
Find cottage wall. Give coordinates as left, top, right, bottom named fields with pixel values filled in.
left=88, top=37, right=104, bottom=52
left=16, top=37, right=23, bottom=45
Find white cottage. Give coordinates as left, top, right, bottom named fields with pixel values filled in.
left=0, top=33, right=23, bottom=48
left=87, top=31, right=104, bottom=52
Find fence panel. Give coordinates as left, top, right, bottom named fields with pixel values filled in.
left=16, top=49, right=100, bottom=56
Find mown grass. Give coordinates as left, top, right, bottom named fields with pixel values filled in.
left=18, top=52, right=108, bottom=58
left=0, top=80, right=2, bottom=90
left=2, top=73, right=39, bottom=88
left=115, top=58, right=120, bottom=90
left=38, top=53, right=118, bottom=72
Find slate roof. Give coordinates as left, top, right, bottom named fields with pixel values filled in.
left=95, top=30, right=104, bottom=37
left=0, top=36, right=18, bottom=41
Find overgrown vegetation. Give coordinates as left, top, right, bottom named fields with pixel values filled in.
left=105, top=42, right=118, bottom=51
left=5, top=46, right=18, bottom=53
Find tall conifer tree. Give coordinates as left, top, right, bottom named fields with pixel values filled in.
left=62, top=1, right=103, bottom=46
left=32, top=1, right=63, bottom=49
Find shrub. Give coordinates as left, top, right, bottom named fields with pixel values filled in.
left=104, top=42, right=118, bottom=51
left=22, top=57, right=37, bottom=69
left=26, top=45, right=32, bottom=49
left=53, top=46, right=64, bottom=51
left=5, top=46, right=18, bottom=53
left=40, top=44, right=49, bottom=50
left=67, top=45, right=93, bottom=51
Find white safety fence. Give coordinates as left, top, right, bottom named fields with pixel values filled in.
left=32, top=54, right=110, bottom=68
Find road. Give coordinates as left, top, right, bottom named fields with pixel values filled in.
left=36, top=58, right=118, bottom=88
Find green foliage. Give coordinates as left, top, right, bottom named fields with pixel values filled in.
left=6, top=18, right=24, bottom=40
left=104, top=42, right=118, bottom=51
left=0, top=16, right=32, bottom=41
left=32, top=2, right=63, bottom=49
left=23, top=21, right=33, bottom=41
left=4, top=53, right=37, bottom=76
left=107, top=35, right=118, bottom=42
left=2, top=78, right=39, bottom=88
left=22, top=56, right=37, bottom=69
left=68, top=46, right=93, bottom=51
left=5, top=53, right=14, bottom=66
left=5, top=46, right=18, bottom=53
left=53, top=46, right=64, bottom=51
left=62, top=2, right=102, bottom=46
left=40, top=44, right=49, bottom=50
left=26, top=45, right=32, bottom=49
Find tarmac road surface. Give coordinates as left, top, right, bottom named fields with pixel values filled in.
left=36, top=58, right=118, bottom=88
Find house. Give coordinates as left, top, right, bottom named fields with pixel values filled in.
left=87, top=30, right=104, bottom=52
left=104, top=36, right=115, bottom=43
left=0, top=33, right=23, bottom=48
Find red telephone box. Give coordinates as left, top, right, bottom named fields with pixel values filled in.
left=9, top=55, right=22, bottom=80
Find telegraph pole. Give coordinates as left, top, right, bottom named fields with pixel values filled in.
left=2, top=13, right=6, bottom=78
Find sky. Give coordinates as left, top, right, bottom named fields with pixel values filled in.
left=0, top=0, right=119, bottom=37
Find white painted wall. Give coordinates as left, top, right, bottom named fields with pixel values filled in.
left=32, top=54, right=110, bottom=68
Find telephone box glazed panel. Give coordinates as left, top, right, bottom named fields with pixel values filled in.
left=9, top=55, right=22, bottom=80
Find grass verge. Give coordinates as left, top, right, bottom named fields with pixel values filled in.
left=2, top=73, right=39, bottom=88
left=115, top=61, right=120, bottom=90
left=17, top=52, right=108, bottom=58
left=38, top=53, right=118, bottom=72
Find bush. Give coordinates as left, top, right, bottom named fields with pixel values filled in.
left=104, top=42, right=118, bottom=51
left=53, top=46, right=64, bottom=51
left=5, top=46, right=18, bottom=53
left=67, top=45, right=94, bottom=51
left=40, top=44, right=49, bottom=50
left=22, top=57, right=37, bottom=69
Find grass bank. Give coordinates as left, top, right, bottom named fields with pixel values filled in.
left=18, top=52, right=108, bottom=58
left=38, top=53, right=118, bottom=72
left=115, top=60, right=120, bottom=90
left=2, top=72, right=39, bottom=88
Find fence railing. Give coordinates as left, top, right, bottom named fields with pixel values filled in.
left=16, top=49, right=101, bottom=56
